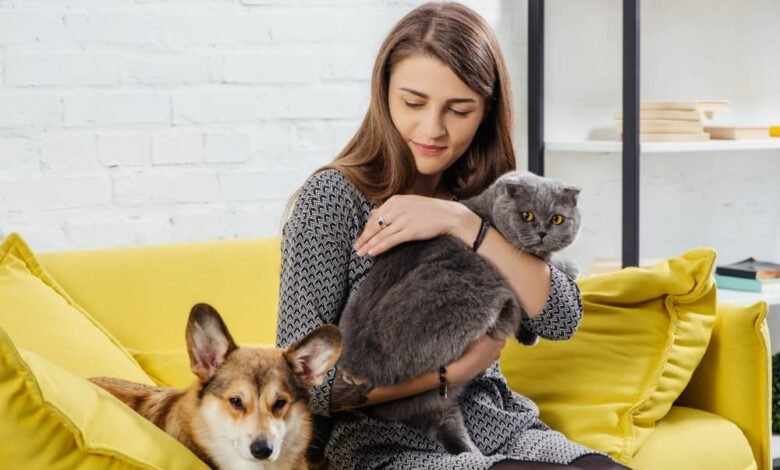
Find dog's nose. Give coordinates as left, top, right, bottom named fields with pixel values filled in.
left=250, top=440, right=273, bottom=460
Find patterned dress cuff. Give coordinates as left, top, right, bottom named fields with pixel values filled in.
left=525, top=263, right=584, bottom=340
left=310, top=367, right=337, bottom=417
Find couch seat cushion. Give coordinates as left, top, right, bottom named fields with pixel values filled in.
left=629, top=406, right=756, bottom=469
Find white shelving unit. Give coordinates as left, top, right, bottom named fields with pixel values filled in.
left=535, top=3, right=780, bottom=465
left=717, top=288, right=780, bottom=307
left=546, top=139, right=780, bottom=154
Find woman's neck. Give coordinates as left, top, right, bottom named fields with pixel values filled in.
left=410, top=174, right=451, bottom=200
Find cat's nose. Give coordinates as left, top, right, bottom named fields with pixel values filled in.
left=539, top=231, right=547, bottom=240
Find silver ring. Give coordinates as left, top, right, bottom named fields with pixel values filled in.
left=377, top=215, right=387, bottom=228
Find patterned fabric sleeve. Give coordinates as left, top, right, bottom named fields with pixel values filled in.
left=275, top=170, right=354, bottom=417
left=524, top=264, right=583, bottom=340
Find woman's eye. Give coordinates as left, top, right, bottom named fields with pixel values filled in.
left=551, top=215, right=565, bottom=225
left=229, top=396, right=244, bottom=410
left=272, top=399, right=287, bottom=411
left=521, top=211, right=535, bottom=222
left=404, top=101, right=424, bottom=109
left=449, top=108, right=470, bottom=117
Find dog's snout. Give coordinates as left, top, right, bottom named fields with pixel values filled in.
left=250, top=440, right=273, bottom=460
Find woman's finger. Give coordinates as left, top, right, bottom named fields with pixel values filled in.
left=362, top=221, right=404, bottom=255
left=357, top=219, right=402, bottom=256
left=366, top=226, right=410, bottom=256
left=355, top=209, right=388, bottom=250
left=358, top=206, right=401, bottom=250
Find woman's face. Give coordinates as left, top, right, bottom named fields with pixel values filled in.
left=388, top=54, right=486, bottom=179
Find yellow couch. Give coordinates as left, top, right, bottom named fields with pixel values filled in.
left=0, top=235, right=771, bottom=469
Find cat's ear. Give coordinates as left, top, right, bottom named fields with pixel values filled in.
left=506, top=183, right=532, bottom=199
left=561, top=186, right=581, bottom=205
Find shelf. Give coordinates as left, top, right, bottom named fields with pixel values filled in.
left=546, top=139, right=780, bottom=154
left=717, top=288, right=780, bottom=307
left=773, top=434, right=780, bottom=467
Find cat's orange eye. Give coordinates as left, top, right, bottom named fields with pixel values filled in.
left=550, top=215, right=565, bottom=225
left=521, top=211, right=535, bottom=222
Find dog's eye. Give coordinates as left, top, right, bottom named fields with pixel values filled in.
left=229, top=396, right=244, bottom=410
left=272, top=399, right=287, bottom=411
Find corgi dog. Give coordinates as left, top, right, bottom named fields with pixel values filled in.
left=90, top=303, right=341, bottom=470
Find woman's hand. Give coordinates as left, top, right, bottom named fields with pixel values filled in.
left=445, top=333, right=506, bottom=385
left=354, top=195, right=480, bottom=257
left=330, top=333, right=506, bottom=411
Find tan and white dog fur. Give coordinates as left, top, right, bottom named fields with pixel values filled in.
left=90, top=303, right=341, bottom=470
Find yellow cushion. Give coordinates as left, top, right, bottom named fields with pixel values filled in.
left=38, top=238, right=281, bottom=352
left=132, top=343, right=272, bottom=389
left=500, top=248, right=717, bottom=464
left=0, top=327, right=209, bottom=469
left=629, top=406, right=756, bottom=469
left=0, top=233, right=151, bottom=383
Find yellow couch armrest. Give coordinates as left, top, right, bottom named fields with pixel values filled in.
left=677, top=301, right=771, bottom=470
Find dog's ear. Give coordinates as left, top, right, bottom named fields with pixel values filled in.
left=284, top=325, right=342, bottom=388
left=186, top=303, right=238, bottom=383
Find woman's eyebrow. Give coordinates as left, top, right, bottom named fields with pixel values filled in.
left=399, top=87, right=477, bottom=104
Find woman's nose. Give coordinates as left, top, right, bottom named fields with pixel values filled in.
left=418, top=109, right=446, bottom=139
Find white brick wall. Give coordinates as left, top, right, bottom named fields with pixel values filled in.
left=1, top=0, right=778, bottom=274
left=0, top=93, right=61, bottom=127
left=2, top=175, right=111, bottom=211
left=5, top=51, right=122, bottom=87
left=0, top=0, right=516, bottom=252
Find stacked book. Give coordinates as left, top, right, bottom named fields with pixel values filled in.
left=714, top=257, right=780, bottom=293
left=615, top=100, right=729, bottom=142
left=704, top=123, right=771, bottom=140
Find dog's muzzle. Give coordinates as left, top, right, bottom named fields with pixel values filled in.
left=250, top=440, right=273, bottom=460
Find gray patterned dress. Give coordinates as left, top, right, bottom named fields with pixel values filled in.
left=275, top=169, right=602, bottom=469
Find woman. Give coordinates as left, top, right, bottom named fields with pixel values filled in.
left=276, top=3, right=629, bottom=469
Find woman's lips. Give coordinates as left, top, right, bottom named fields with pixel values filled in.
left=412, top=141, right=447, bottom=156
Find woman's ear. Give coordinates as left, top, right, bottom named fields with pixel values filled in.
left=482, top=97, right=492, bottom=122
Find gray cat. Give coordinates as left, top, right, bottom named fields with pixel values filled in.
left=336, top=170, right=582, bottom=455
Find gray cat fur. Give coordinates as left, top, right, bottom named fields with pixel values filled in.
left=336, top=170, right=581, bottom=455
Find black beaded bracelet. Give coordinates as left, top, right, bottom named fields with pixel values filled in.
left=438, top=366, right=447, bottom=399
left=472, top=218, right=491, bottom=252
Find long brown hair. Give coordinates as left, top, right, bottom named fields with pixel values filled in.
left=283, top=2, right=515, bottom=225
